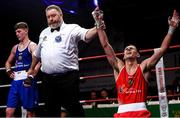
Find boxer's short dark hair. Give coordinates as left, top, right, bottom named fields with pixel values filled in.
left=14, top=22, right=29, bottom=30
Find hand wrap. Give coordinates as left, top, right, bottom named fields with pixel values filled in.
left=6, top=69, right=13, bottom=77
left=23, top=75, right=34, bottom=86
left=92, top=9, right=104, bottom=28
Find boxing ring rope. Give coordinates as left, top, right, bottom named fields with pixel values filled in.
left=79, top=44, right=180, bottom=61
left=0, top=44, right=180, bottom=108
left=0, top=66, right=179, bottom=87
left=0, top=66, right=180, bottom=104
left=80, top=94, right=180, bottom=104
left=80, top=66, right=180, bottom=80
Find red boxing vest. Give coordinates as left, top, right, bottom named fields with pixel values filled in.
left=116, top=65, right=148, bottom=104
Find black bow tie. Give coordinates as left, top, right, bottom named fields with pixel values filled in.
left=51, top=27, right=60, bottom=32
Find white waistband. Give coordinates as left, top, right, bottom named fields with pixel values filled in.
left=14, top=70, right=27, bottom=81
left=117, top=102, right=147, bottom=113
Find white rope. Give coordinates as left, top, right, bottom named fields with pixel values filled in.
left=0, top=81, right=42, bottom=88
left=0, top=67, right=6, bottom=71
left=0, top=84, right=11, bottom=88
left=0, top=103, right=45, bottom=108
left=0, top=66, right=15, bottom=71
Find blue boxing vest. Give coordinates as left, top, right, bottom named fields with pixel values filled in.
left=14, top=42, right=32, bottom=72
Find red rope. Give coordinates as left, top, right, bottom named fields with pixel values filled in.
left=80, top=94, right=180, bottom=103
left=80, top=74, right=113, bottom=79
left=80, top=98, right=117, bottom=103
left=163, top=66, right=180, bottom=71
left=79, top=44, right=180, bottom=61
left=80, top=66, right=180, bottom=80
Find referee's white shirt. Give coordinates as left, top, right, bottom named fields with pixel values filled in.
left=34, top=22, right=88, bottom=74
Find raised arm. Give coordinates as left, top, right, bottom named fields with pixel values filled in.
left=97, top=28, right=124, bottom=71
left=85, top=27, right=98, bottom=42
left=92, top=7, right=124, bottom=74
left=142, top=10, right=180, bottom=70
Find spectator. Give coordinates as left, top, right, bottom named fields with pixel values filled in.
left=99, top=88, right=112, bottom=104
left=89, top=90, right=98, bottom=107
left=100, top=88, right=109, bottom=99
left=167, top=88, right=175, bottom=101
left=61, top=107, right=68, bottom=118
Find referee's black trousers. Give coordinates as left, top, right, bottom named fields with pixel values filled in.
left=41, top=70, right=84, bottom=117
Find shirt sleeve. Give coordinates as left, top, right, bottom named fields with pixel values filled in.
left=71, top=24, right=89, bottom=42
